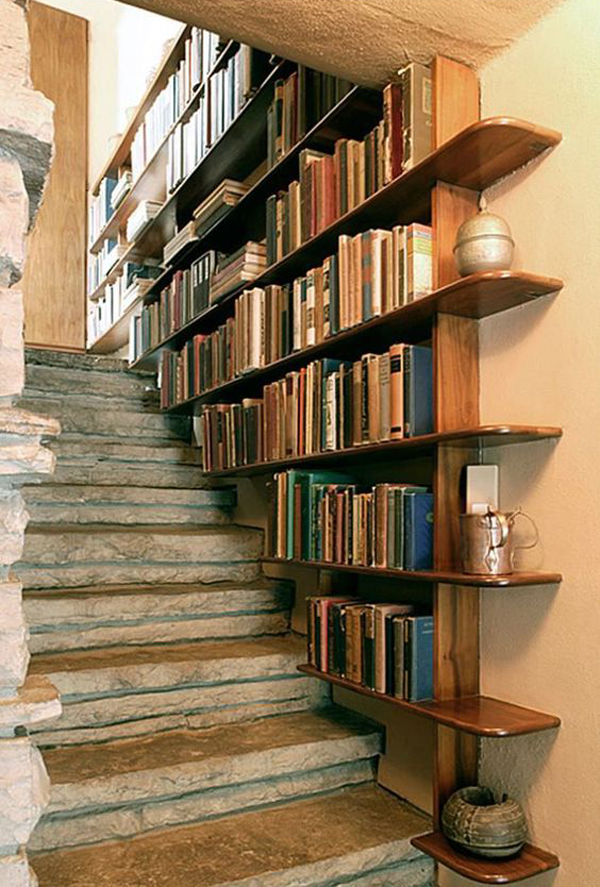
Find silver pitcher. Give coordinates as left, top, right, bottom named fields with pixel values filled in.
left=459, top=508, right=538, bottom=575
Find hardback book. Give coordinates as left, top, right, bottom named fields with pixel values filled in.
left=398, top=62, right=432, bottom=171
left=403, top=490, right=434, bottom=570
left=404, top=615, right=434, bottom=701
left=374, top=603, right=415, bottom=694
left=192, top=178, right=248, bottom=233
left=403, top=345, right=433, bottom=438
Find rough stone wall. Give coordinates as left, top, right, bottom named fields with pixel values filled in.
left=0, top=0, right=61, bottom=882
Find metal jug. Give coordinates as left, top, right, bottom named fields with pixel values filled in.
left=459, top=508, right=538, bottom=575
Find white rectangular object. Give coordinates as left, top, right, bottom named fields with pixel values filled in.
left=466, top=465, right=499, bottom=514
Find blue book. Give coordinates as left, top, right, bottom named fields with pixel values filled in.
left=403, top=345, right=433, bottom=437
left=405, top=615, right=434, bottom=702
left=286, top=471, right=352, bottom=560
left=403, top=490, right=434, bottom=570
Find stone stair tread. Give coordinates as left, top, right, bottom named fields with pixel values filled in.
left=44, top=708, right=379, bottom=786
left=25, top=348, right=152, bottom=375
left=23, top=484, right=232, bottom=502
left=32, top=784, right=432, bottom=887
left=24, top=578, right=283, bottom=600
left=23, top=523, right=254, bottom=536
left=30, top=633, right=306, bottom=675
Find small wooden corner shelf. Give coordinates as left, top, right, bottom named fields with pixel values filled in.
left=199, top=425, right=562, bottom=476
left=264, top=557, right=562, bottom=588
left=297, top=665, right=561, bottom=737
left=411, top=831, right=559, bottom=883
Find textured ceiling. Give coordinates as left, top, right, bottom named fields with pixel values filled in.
left=121, top=0, right=566, bottom=85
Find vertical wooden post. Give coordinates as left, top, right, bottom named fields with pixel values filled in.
left=430, top=57, right=481, bottom=828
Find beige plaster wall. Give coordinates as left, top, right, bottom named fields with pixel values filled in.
left=438, top=0, right=600, bottom=883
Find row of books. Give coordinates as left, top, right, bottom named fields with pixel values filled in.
left=130, top=251, right=216, bottom=359
left=266, top=471, right=434, bottom=570
left=131, top=28, right=222, bottom=181
left=166, top=46, right=269, bottom=193
left=88, top=177, right=117, bottom=247
left=166, top=334, right=432, bottom=451
left=265, top=67, right=431, bottom=263
left=266, top=67, right=354, bottom=168
left=307, top=597, right=433, bottom=701
left=128, top=241, right=266, bottom=364
left=87, top=275, right=155, bottom=345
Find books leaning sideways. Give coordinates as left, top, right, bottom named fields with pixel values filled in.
left=193, top=179, right=249, bottom=236
left=210, top=241, right=267, bottom=304
left=110, top=170, right=133, bottom=211
left=163, top=221, right=198, bottom=266
left=267, top=470, right=434, bottom=572
left=126, top=200, right=162, bottom=243
left=306, top=596, right=433, bottom=702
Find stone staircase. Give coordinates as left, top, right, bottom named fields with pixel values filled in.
left=17, top=350, right=433, bottom=887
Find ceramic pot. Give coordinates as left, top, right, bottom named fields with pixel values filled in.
left=442, top=786, right=527, bottom=858
left=453, top=209, right=515, bottom=276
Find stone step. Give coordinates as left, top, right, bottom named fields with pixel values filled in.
left=25, top=362, right=158, bottom=401
left=19, top=396, right=189, bottom=440
left=46, top=450, right=206, bottom=488
left=24, top=579, right=291, bottom=652
left=22, top=484, right=235, bottom=526
left=31, top=784, right=433, bottom=886
left=25, top=348, right=150, bottom=376
left=32, top=708, right=381, bottom=851
left=49, top=437, right=202, bottom=464
left=29, top=634, right=328, bottom=745
left=17, top=523, right=263, bottom=589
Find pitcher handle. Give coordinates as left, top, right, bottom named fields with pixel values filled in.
left=512, top=509, right=539, bottom=551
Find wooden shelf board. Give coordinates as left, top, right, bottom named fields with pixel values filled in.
left=297, top=666, right=561, bottom=737
left=132, top=269, right=562, bottom=376
left=87, top=298, right=141, bottom=354
left=411, top=831, right=559, bottom=883
left=197, top=426, right=561, bottom=475
left=263, top=557, right=562, bottom=588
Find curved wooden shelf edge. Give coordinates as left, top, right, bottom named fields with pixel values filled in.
left=411, top=831, right=559, bottom=884
left=296, top=665, right=561, bottom=737
left=262, top=558, right=562, bottom=588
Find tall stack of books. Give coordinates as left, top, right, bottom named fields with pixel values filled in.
left=193, top=342, right=432, bottom=450
left=193, top=179, right=249, bottom=235
left=266, top=67, right=354, bottom=168
left=265, top=470, right=434, bottom=570
left=210, top=242, right=267, bottom=303
left=126, top=200, right=162, bottom=242
left=163, top=221, right=198, bottom=265
left=306, top=596, right=433, bottom=701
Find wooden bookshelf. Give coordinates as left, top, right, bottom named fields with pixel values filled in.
left=411, top=832, right=559, bottom=884
left=264, top=557, right=562, bottom=588
left=297, top=666, right=560, bottom=737
left=131, top=270, right=562, bottom=393
left=92, top=44, right=562, bottom=881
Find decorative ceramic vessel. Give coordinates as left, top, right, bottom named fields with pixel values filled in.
left=442, top=786, right=528, bottom=858
left=453, top=200, right=515, bottom=276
